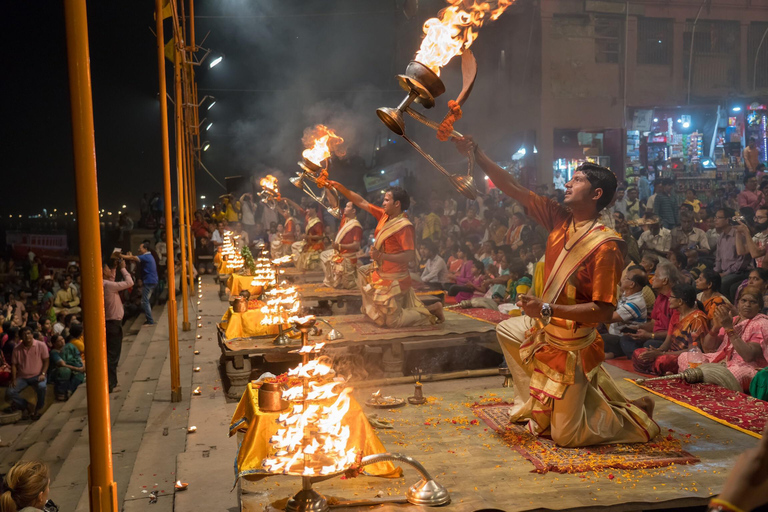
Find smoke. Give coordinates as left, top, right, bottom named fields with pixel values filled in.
left=206, top=0, right=397, bottom=177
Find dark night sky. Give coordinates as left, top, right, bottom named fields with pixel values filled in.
left=1, top=0, right=511, bottom=217
left=0, top=0, right=432, bottom=216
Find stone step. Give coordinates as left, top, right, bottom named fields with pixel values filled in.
left=42, top=414, right=88, bottom=480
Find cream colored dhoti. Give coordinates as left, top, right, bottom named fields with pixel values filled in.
left=497, top=316, right=660, bottom=447
left=357, top=264, right=432, bottom=328
left=271, top=240, right=291, bottom=260
left=321, top=249, right=357, bottom=289
left=292, top=241, right=321, bottom=271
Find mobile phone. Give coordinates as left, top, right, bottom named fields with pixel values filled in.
left=620, top=327, right=638, bottom=334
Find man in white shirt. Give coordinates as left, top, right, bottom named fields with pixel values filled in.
left=210, top=221, right=225, bottom=247
left=419, top=242, right=448, bottom=289
left=638, top=217, right=671, bottom=257
left=670, top=211, right=710, bottom=255
left=601, top=267, right=648, bottom=359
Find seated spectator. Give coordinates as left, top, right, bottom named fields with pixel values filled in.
left=48, top=333, right=85, bottom=401
left=671, top=211, right=710, bottom=254
left=714, top=207, right=753, bottom=301
left=52, top=312, right=65, bottom=335
left=734, top=268, right=768, bottom=312
left=602, top=267, right=648, bottom=359
left=446, top=246, right=469, bottom=280
left=504, top=259, right=532, bottom=303
left=419, top=242, right=448, bottom=289
left=53, top=275, right=81, bottom=315
left=696, top=269, right=732, bottom=322
left=68, top=323, right=85, bottom=357
left=638, top=216, right=671, bottom=258
left=667, top=250, right=693, bottom=285
left=6, top=327, right=49, bottom=420
left=447, top=259, right=486, bottom=302
left=632, top=283, right=709, bottom=375
left=679, top=286, right=768, bottom=392
left=196, top=236, right=216, bottom=275
left=623, top=262, right=680, bottom=356
left=639, top=252, right=659, bottom=284
left=0, top=460, right=52, bottom=511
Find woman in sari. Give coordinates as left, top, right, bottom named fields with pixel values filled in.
left=696, top=268, right=732, bottom=322
left=633, top=283, right=709, bottom=374
left=48, top=334, right=85, bottom=401
left=733, top=268, right=768, bottom=313
left=679, top=286, right=768, bottom=392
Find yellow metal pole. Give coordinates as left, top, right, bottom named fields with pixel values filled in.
left=63, top=1, right=118, bottom=511
left=182, top=129, right=195, bottom=297
left=158, top=0, right=182, bottom=402
left=175, top=45, right=191, bottom=332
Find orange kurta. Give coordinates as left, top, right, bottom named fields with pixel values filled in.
left=370, top=205, right=415, bottom=291
left=304, top=218, right=325, bottom=252
left=283, top=217, right=297, bottom=245
left=337, top=217, right=363, bottom=263
left=525, top=191, right=624, bottom=383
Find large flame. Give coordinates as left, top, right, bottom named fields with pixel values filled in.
left=220, top=231, right=244, bottom=271
left=260, top=174, right=280, bottom=194
left=263, top=344, right=356, bottom=476
left=414, top=0, right=515, bottom=75
left=301, top=125, right=345, bottom=166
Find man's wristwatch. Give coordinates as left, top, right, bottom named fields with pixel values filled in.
left=541, top=303, right=552, bottom=323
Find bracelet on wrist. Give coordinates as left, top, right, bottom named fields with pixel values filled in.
left=708, top=498, right=746, bottom=512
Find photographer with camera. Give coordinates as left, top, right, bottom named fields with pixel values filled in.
left=714, top=208, right=752, bottom=302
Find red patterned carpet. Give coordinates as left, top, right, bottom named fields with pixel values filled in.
left=452, top=307, right=512, bottom=324
left=472, top=403, right=699, bottom=474
left=627, top=379, right=768, bottom=438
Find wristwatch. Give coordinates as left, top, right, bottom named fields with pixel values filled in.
left=541, top=303, right=552, bottom=324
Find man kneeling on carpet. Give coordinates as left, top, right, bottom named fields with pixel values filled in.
left=320, top=200, right=363, bottom=289
left=456, top=135, right=659, bottom=447
left=326, top=181, right=444, bottom=327
left=677, top=285, right=768, bottom=393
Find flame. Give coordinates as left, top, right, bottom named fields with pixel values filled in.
left=414, top=0, right=515, bottom=75
left=301, top=125, right=345, bottom=166
left=220, top=231, right=244, bottom=271
left=260, top=174, right=279, bottom=193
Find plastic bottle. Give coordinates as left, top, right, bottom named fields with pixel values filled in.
left=687, top=342, right=705, bottom=369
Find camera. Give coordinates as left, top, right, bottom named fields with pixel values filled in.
left=729, top=215, right=746, bottom=226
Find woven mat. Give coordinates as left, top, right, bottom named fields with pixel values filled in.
left=452, top=307, right=511, bottom=325
left=295, top=282, right=442, bottom=300
left=472, top=403, right=699, bottom=474
left=331, top=311, right=496, bottom=339
left=627, top=378, right=767, bottom=439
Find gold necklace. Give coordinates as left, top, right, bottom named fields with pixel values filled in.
left=563, top=217, right=599, bottom=252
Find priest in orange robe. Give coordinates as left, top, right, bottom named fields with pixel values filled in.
left=321, top=201, right=363, bottom=289
left=327, top=182, right=444, bottom=327
left=455, top=136, right=659, bottom=448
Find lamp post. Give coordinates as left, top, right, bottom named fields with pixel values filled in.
left=158, top=0, right=182, bottom=402
left=64, top=0, right=117, bottom=510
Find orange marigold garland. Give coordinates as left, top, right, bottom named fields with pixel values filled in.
left=436, top=100, right=462, bottom=141
left=315, top=169, right=330, bottom=189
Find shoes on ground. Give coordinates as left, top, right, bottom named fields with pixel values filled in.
left=143, top=321, right=155, bottom=325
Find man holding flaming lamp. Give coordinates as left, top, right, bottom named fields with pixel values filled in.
left=320, top=200, right=363, bottom=289
left=326, top=181, right=444, bottom=327
left=453, top=136, right=658, bottom=448
left=283, top=197, right=325, bottom=271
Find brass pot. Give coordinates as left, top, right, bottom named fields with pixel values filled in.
left=231, top=296, right=247, bottom=313
left=258, top=382, right=288, bottom=412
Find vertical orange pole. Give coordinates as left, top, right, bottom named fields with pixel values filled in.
left=63, top=0, right=118, bottom=510
left=157, top=0, right=182, bottom=402
left=189, top=0, right=196, bottom=50
left=175, top=46, right=191, bottom=332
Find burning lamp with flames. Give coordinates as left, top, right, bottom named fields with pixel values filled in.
left=258, top=174, right=282, bottom=210
left=262, top=316, right=450, bottom=512
left=221, top=231, right=244, bottom=272
left=376, top=0, right=515, bottom=200
left=290, top=125, right=344, bottom=219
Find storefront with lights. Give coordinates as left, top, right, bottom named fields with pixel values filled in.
left=626, top=106, right=743, bottom=195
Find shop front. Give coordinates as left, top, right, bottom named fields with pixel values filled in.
left=552, top=129, right=621, bottom=189
left=626, top=106, right=742, bottom=196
